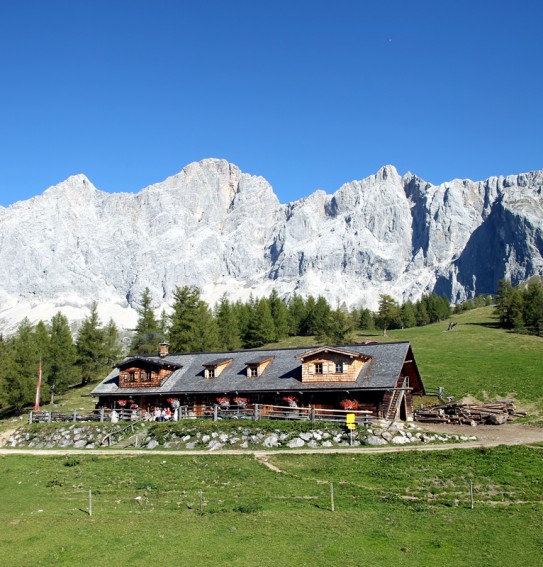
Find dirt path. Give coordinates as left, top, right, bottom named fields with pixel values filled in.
left=0, top=423, right=541, bottom=457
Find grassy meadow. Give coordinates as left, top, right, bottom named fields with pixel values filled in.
left=1, top=306, right=542, bottom=565
left=1, top=447, right=542, bottom=566
left=271, top=306, right=543, bottom=406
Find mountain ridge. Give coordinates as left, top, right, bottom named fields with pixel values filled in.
left=1, top=158, right=542, bottom=332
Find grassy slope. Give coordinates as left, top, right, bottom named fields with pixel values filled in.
left=0, top=449, right=541, bottom=566
left=269, top=306, right=543, bottom=403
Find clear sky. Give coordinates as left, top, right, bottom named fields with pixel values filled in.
left=0, top=0, right=541, bottom=207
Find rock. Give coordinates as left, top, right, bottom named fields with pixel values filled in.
left=263, top=434, right=280, bottom=448
left=185, top=442, right=198, bottom=449
left=73, top=440, right=87, bottom=449
left=322, top=441, right=333, bottom=448
left=147, top=440, right=159, bottom=449
left=182, top=435, right=191, bottom=442
left=219, top=433, right=229, bottom=442
left=307, top=440, right=319, bottom=448
left=207, top=440, right=223, bottom=451
left=201, top=435, right=210, bottom=443
left=287, top=438, right=305, bottom=448
left=366, top=436, right=388, bottom=446
left=2, top=160, right=542, bottom=330
left=299, top=432, right=312, bottom=441
left=391, top=435, right=409, bottom=444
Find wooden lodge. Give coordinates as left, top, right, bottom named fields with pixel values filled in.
left=91, top=342, right=425, bottom=421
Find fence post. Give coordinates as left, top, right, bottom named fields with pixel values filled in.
left=73, top=409, right=77, bottom=422
left=311, top=407, right=316, bottom=424
left=48, top=411, right=52, bottom=423
left=100, top=407, right=104, bottom=422
left=29, top=411, right=33, bottom=424
left=213, top=405, right=218, bottom=422
left=254, top=404, right=260, bottom=421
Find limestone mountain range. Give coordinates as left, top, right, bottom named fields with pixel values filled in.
left=1, top=158, right=542, bottom=331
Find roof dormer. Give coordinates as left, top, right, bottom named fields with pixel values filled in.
left=296, top=346, right=371, bottom=383
left=245, top=355, right=274, bottom=378
left=203, top=358, right=233, bottom=379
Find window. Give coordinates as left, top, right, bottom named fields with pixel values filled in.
left=143, top=370, right=153, bottom=382
left=250, top=367, right=258, bottom=377
left=335, top=362, right=343, bottom=373
left=207, top=368, right=215, bottom=379
left=128, top=371, right=136, bottom=382
left=315, top=363, right=323, bottom=374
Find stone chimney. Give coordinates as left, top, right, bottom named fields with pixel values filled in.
left=159, top=342, right=170, bottom=358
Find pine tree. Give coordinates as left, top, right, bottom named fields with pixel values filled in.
left=169, top=286, right=218, bottom=352
left=268, top=290, right=290, bottom=341
left=103, top=318, right=123, bottom=365
left=377, top=295, right=400, bottom=335
left=216, top=295, right=242, bottom=350
left=76, top=302, right=106, bottom=385
left=318, top=308, right=354, bottom=344
left=245, top=297, right=276, bottom=347
left=522, top=281, right=543, bottom=335
left=400, top=301, right=417, bottom=329
left=288, top=293, right=306, bottom=336
left=130, top=287, right=162, bottom=354
left=1, top=318, right=40, bottom=411
left=48, top=312, right=77, bottom=403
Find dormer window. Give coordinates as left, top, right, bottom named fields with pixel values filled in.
left=203, top=358, right=232, bottom=379
left=245, top=356, right=275, bottom=378
left=296, top=346, right=372, bottom=384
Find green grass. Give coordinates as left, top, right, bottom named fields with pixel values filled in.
left=270, top=306, right=543, bottom=405
left=0, top=447, right=542, bottom=566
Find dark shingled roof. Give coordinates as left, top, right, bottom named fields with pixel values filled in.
left=92, top=342, right=424, bottom=397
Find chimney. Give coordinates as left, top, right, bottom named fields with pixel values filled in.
left=159, top=342, right=170, bottom=358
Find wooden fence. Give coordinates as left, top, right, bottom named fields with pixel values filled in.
left=29, top=404, right=373, bottom=426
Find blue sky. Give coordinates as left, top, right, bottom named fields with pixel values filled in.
left=0, top=0, right=541, bottom=207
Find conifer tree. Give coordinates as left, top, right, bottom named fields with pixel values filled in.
left=245, top=297, right=276, bottom=347
left=48, top=312, right=77, bottom=403
left=268, top=290, right=290, bottom=341
left=169, top=286, right=218, bottom=352
left=76, top=302, right=106, bottom=385
left=130, top=287, right=162, bottom=354
left=216, top=295, right=242, bottom=350
left=377, top=295, right=400, bottom=335
left=1, top=318, right=40, bottom=411
left=287, top=293, right=306, bottom=336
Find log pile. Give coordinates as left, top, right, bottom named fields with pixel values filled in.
left=415, top=400, right=525, bottom=425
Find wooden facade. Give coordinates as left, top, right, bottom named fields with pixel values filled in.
left=92, top=342, right=425, bottom=421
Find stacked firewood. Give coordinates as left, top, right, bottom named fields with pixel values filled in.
left=415, top=400, right=525, bottom=425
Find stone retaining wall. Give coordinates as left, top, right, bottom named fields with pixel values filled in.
left=5, top=420, right=476, bottom=450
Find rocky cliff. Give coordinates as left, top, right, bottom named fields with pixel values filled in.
left=1, top=158, right=542, bottom=330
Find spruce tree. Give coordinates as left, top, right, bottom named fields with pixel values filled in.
left=76, top=302, right=106, bottom=385
left=245, top=297, right=276, bottom=347
left=48, top=312, right=77, bottom=403
left=268, top=290, right=290, bottom=341
left=169, top=286, right=218, bottom=352
left=1, top=318, right=40, bottom=411
left=130, top=287, right=162, bottom=355
left=216, top=295, right=242, bottom=350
